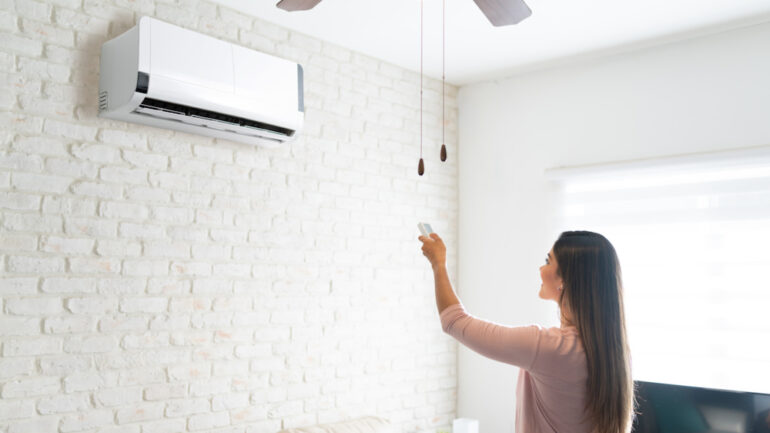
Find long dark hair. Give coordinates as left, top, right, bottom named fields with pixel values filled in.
left=553, top=231, right=634, bottom=433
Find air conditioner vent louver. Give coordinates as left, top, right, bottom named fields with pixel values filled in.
left=135, top=98, right=295, bottom=137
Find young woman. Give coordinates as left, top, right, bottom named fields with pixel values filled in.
left=419, top=230, right=634, bottom=433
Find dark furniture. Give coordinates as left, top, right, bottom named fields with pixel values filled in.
left=633, top=381, right=770, bottom=433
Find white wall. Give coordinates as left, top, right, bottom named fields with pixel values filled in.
left=0, top=1, right=459, bottom=432
left=457, top=21, right=770, bottom=432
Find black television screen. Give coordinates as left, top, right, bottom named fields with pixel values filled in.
left=633, top=381, right=770, bottom=433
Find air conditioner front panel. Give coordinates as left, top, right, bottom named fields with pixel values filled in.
left=233, top=44, right=300, bottom=115
left=148, top=17, right=234, bottom=94
left=99, top=16, right=304, bottom=146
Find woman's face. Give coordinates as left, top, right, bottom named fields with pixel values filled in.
left=539, top=248, right=563, bottom=301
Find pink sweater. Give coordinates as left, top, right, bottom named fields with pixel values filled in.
left=440, top=303, right=592, bottom=433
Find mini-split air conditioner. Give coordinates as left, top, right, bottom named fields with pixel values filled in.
left=98, top=17, right=304, bottom=147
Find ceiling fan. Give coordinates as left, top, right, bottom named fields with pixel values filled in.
left=275, top=0, right=532, bottom=26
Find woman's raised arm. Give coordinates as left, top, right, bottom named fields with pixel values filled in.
left=419, top=233, right=460, bottom=314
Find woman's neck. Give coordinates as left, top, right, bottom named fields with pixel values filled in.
left=559, top=305, right=575, bottom=328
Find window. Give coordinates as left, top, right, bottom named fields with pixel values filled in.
left=550, top=148, right=770, bottom=394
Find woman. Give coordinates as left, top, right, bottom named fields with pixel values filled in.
left=419, top=230, right=634, bottom=433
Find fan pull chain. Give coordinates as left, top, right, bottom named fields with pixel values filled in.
left=440, top=0, right=447, bottom=162
left=418, top=0, right=425, bottom=176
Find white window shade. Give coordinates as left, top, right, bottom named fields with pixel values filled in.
left=548, top=147, right=770, bottom=394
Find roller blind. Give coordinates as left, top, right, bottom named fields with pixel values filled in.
left=550, top=148, right=770, bottom=394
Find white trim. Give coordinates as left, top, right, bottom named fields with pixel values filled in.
left=544, top=144, right=770, bottom=181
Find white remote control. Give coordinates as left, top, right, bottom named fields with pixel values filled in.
left=417, top=222, right=433, bottom=237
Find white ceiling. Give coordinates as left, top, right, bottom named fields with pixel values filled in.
left=212, top=0, right=770, bottom=85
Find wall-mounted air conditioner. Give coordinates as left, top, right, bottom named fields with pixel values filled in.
left=98, top=16, right=304, bottom=147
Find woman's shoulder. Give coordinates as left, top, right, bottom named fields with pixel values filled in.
left=529, top=326, right=587, bottom=380
left=536, top=326, right=585, bottom=356
left=531, top=324, right=579, bottom=336
left=513, top=324, right=578, bottom=339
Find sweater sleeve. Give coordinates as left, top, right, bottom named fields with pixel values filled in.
left=439, top=303, right=541, bottom=370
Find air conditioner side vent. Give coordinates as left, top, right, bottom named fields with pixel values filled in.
left=99, top=91, right=108, bottom=112
left=136, top=97, right=295, bottom=137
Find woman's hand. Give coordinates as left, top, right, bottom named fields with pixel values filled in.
left=419, top=233, right=459, bottom=312
left=419, top=233, right=446, bottom=271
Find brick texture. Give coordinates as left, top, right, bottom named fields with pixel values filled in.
left=0, top=1, right=459, bottom=432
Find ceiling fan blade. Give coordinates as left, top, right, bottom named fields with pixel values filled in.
left=276, top=0, right=322, bottom=12
left=473, top=0, right=532, bottom=26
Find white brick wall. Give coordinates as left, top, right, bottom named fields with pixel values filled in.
left=0, top=1, right=459, bottom=432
